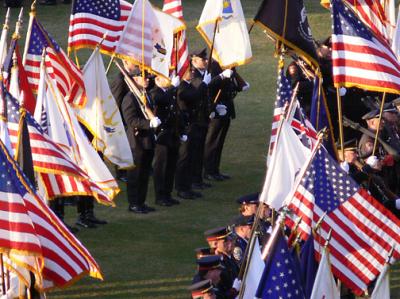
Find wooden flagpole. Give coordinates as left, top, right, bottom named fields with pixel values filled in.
left=372, top=92, right=387, bottom=156
left=336, top=87, right=345, bottom=160
left=23, top=1, right=36, bottom=65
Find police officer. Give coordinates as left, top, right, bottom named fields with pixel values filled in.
left=149, top=75, right=182, bottom=206
left=175, top=67, right=211, bottom=199
left=121, top=68, right=160, bottom=214
left=192, top=255, right=224, bottom=286
left=188, top=280, right=217, bottom=299
left=231, top=215, right=254, bottom=267
left=203, top=61, right=248, bottom=181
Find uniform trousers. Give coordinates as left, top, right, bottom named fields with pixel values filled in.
left=191, top=124, right=208, bottom=184
left=175, top=125, right=195, bottom=192
left=153, top=143, right=179, bottom=201
left=127, top=146, right=154, bottom=207
left=203, top=118, right=231, bottom=175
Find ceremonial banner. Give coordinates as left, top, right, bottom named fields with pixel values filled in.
left=241, top=238, right=265, bottom=299
left=253, top=0, right=318, bottom=68
left=0, top=9, right=9, bottom=67
left=78, top=47, right=133, bottom=169
left=163, top=0, right=190, bottom=77
left=197, top=0, right=252, bottom=68
left=370, top=263, right=390, bottom=299
left=68, top=0, right=132, bottom=55
left=286, top=145, right=400, bottom=295
left=331, top=0, right=400, bottom=94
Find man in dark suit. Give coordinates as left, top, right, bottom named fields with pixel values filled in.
left=203, top=61, right=248, bottom=182
left=121, top=67, right=160, bottom=214
left=149, top=75, right=182, bottom=206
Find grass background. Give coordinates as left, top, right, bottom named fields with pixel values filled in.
left=1, top=0, right=400, bottom=298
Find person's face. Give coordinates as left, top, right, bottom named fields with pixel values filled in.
left=192, top=56, right=208, bottom=70
left=133, top=75, right=149, bottom=89
left=155, top=76, right=170, bottom=89
left=216, top=238, right=231, bottom=254
left=205, top=268, right=222, bottom=284
left=241, top=225, right=252, bottom=239
left=344, top=150, right=358, bottom=164
left=242, top=203, right=258, bottom=216
left=367, top=117, right=384, bottom=131
left=202, top=293, right=216, bottom=299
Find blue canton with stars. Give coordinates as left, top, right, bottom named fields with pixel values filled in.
left=275, top=69, right=293, bottom=110
left=28, top=18, right=60, bottom=55
left=301, top=147, right=359, bottom=213
left=256, top=230, right=305, bottom=299
left=331, top=0, right=375, bottom=41
left=73, top=0, right=121, bottom=20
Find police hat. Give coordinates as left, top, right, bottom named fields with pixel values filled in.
left=362, top=109, right=380, bottom=120
left=236, top=193, right=259, bottom=205
left=232, top=215, right=254, bottom=227
left=188, top=280, right=215, bottom=298
left=190, top=48, right=208, bottom=59
left=204, top=226, right=231, bottom=242
left=196, top=255, right=224, bottom=271
left=194, top=247, right=215, bottom=259
left=383, top=102, right=398, bottom=113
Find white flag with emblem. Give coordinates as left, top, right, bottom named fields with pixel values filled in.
left=197, top=0, right=252, bottom=68
left=77, top=47, right=133, bottom=169
left=371, top=263, right=390, bottom=299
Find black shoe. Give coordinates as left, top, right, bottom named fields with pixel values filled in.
left=218, top=173, right=231, bottom=180
left=190, top=190, right=202, bottom=198
left=167, top=197, right=180, bottom=205
left=204, top=174, right=224, bottom=181
left=76, top=217, right=97, bottom=228
left=177, top=191, right=196, bottom=200
left=86, top=214, right=108, bottom=225
left=201, top=182, right=212, bottom=188
left=128, top=205, right=148, bottom=214
left=155, top=200, right=173, bottom=207
left=192, top=183, right=205, bottom=190
left=143, top=204, right=156, bottom=212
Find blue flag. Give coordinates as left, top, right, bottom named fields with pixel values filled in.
left=255, top=230, right=305, bottom=299
left=299, top=234, right=318, bottom=299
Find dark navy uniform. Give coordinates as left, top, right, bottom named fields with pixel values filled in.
left=232, top=235, right=247, bottom=267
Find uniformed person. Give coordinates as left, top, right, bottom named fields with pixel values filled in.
left=231, top=215, right=254, bottom=267
left=195, top=247, right=215, bottom=259
left=192, top=255, right=224, bottom=285
left=121, top=68, right=160, bottom=214
left=204, top=226, right=239, bottom=299
left=149, top=75, right=182, bottom=206
left=203, top=60, right=248, bottom=181
left=188, top=280, right=217, bottom=299
left=175, top=67, right=211, bottom=199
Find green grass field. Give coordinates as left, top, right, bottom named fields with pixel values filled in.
left=1, top=0, right=400, bottom=298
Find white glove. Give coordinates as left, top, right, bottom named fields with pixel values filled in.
left=202, top=71, right=212, bottom=85
left=242, top=82, right=250, bottom=92
left=216, top=104, right=227, bottom=116
left=220, top=69, right=233, bottom=79
left=232, top=278, right=242, bottom=291
left=366, top=155, right=379, bottom=168
left=209, top=112, right=216, bottom=119
left=339, top=87, right=347, bottom=96
left=396, top=199, right=400, bottom=210
left=150, top=117, right=161, bottom=128
left=340, top=161, right=350, bottom=173
left=171, top=75, right=180, bottom=88
left=180, top=134, right=188, bottom=142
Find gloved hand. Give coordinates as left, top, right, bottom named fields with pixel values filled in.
left=242, top=82, right=250, bottom=92
left=202, top=71, right=211, bottom=85
left=150, top=117, right=161, bottom=128
left=366, top=155, right=379, bottom=168
left=209, top=112, right=216, bottom=119
left=171, top=75, right=180, bottom=88
left=340, top=161, right=350, bottom=173
left=216, top=104, right=227, bottom=116
left=339, top=87, right=347, bottom=96
left=232, top=278, right=242, bottom=291
left=220, top=69, right=233, bottom=79
left=180, top=134, right=188, bottom=142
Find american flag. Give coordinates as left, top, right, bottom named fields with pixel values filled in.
left=0, top=138, right=102, bottom=289
left=163, top=0, right=190, bottom=77
left=24, top=17, right=85, bottom=107
left=68, top=0, right=132, bottom=55
left=255, top=230, right=305, bottom=299
left=331, top=0, right=400, bottom=94
left=267, top=68, right=292, bottom=160
left=4, top=87, right=114, bottom=206
left=348, top=0, right=390, bottom=43
left=286, top=146, right=400, bottom=295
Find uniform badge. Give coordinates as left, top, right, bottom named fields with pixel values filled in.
left=233, top=246, right=243, bottom=261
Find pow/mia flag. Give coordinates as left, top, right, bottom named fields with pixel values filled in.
left=253, top=0, right=319, bottom=68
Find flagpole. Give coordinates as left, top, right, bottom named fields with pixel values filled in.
left=141, top=0, right=146, bottom=103
left=372, top=92, right=387, bottom=156
left=0, top=254, right=5, bottom=295
left=207, top=18, right=219, bottom=74
left=23, top=1, right=37, bottom=65
left=336, top=87, right=345, bottom=160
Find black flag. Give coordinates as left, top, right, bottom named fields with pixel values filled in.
left=253, top=0, right=319, bottom=68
